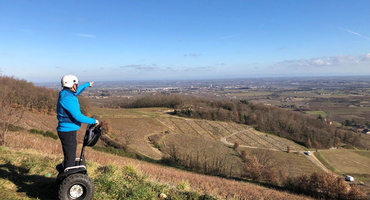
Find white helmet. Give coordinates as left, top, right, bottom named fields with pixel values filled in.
left=61, top=75, right=78, bottom=88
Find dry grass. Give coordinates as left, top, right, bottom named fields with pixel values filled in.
left=106, top=117, right=165, bottom=159
left=241, top=148, right=322, bottom=178
left=318, top=149, right=370, bottom=175
left=4, top=130, right=313, bottom=200
left=89, top=107, right=324, bottom=180
left=10, top=109, right=369, bottom=198
left=228, top=129, right=304, bottom=152
left=14, top=109, right=317, bottom=177
left=17, top=111, right=58, bottom=132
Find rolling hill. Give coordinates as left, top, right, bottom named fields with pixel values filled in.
left=1, top=110, right=315, bottom=200
left=1, top=74, right=369, bottom=199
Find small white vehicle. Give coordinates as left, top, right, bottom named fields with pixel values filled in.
left=345, top=175, right=355, bottom=182
left=304, top=151, right=311, bottom=156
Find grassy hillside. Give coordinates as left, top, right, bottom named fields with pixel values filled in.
left=1, top=76, right=369, bottom=199
left=1, top=118, right=314, bottom=200
left=0, top=104, right=367, bottom=198
left=0, top=146, right=216, bottom=200
left=90, top=107, right=370, bottom=198
left=91, top=107, right=320, bottom=178
left=110, top=94, right=370, bottom=149
left=316, top=149, right=370, bottom=195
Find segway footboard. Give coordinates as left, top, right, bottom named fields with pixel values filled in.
left=57, top=166, right=87, bottom=182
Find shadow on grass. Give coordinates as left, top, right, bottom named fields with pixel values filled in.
left=0, top=162, right=58, bottom=200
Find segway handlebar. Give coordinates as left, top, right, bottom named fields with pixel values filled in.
left=83, top=124, right=103, bottom=147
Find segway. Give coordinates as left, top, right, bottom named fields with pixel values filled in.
left=56, top=124, right=102, bottom=200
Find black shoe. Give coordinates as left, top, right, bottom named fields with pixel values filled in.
left=56, top=163, right=64, bottom=174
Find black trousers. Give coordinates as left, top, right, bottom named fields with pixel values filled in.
left=57, top=131, right=77, bottom=168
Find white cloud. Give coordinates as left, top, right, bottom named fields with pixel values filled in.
left=359, top=53, right=370, bottom=61
left=275, top=54, right=370, bottom=69
left=120, top=64, right=158, bottom=71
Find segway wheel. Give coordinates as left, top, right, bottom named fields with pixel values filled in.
left=58, top=174, right=94, bottom=200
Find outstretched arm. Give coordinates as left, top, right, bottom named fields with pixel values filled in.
left=74, top=82, right=93, bottom=96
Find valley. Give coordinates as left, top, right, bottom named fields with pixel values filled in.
left=2, top=75, right=370, bottom=199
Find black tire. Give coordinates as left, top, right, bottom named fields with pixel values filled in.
left=58, top=174, right=94, bottom=200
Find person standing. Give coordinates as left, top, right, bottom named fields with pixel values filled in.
left=56, top=75, right=99, bottom=172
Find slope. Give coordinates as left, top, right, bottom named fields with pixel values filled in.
left=2, top=122, right=313, bottom=200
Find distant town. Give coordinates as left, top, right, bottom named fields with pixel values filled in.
left=39, top=75, right=370, bottom=99
left=39, top=75, right=370, bottom=130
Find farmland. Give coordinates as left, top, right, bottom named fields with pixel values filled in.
left=4, top=106, right=370, bottom=198
left=316, top=149, right=370, bottom=178
left=13, top=75, right=370, bottom=198
left=91, top=105, right=370, bottom=197
left=82, top=76, right=370, bottom=192
left=82, top=76, right=370, bottom=127
left=92, top=103, right=370, bottom=198
left=92, top=107, right=305, bottom=153
left=91, top=107, right=326, bottom=178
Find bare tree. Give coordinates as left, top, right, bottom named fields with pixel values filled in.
left=241, top=149, right=281, bottom=184
left=233, top=142, right=239, bottom=150
left=0, top=106, right=24, bottom=145
left=0, top=80, right=24, bottom=145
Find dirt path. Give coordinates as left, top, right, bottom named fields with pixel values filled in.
left=220, top=129, right=330, bottom=172
left=305, top=152, right=330, bottom=172
left=220, top=129, right=285, bottom=152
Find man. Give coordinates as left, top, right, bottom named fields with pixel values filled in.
left=56, top=74, right=99, bottom=172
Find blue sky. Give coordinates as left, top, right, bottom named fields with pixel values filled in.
left=1, top=0, right=370, bottom=82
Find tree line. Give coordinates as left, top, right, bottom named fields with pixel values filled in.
left=0, top=76, right=56, bottom=145
left=0, top=76, right=58, bottom=113
left=0, top=76, right=92, bottom=145
left=108, top=93, right=365, bottom=149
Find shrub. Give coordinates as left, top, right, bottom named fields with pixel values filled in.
left=240, top=150, right=283, bottom=185
left=0, top=123, right=24, bottom=132
left=284, top=172, right=366, bottom=200
left=29, top=129, right=58, bottom=140
left=176, top=180, right=190, bottom=191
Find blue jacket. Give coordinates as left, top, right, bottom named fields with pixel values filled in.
left=57, top=82, right=96, bottom=132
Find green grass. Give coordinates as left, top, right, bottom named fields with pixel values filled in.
left=94, top=164, right=216, bottom=200
left=314, top=152, right=336, bottom=172
left=316, top=149, right=370, bottom=184
left=7, top=124, right=25, bottom=132
left=29, top=129, right=58, bottom=140
left=0, top=146, right=217, bottom=200
left=0, top=123, right=25, bottom=132
left=0, top=146, right=60, bottom=200
left=304, top=111, right=328, bottom=118
left=318, top=150, right=370, bottom=174
left=353, top=150, right=370, bottom=159
left=92, top=145, right=159, bottom=164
